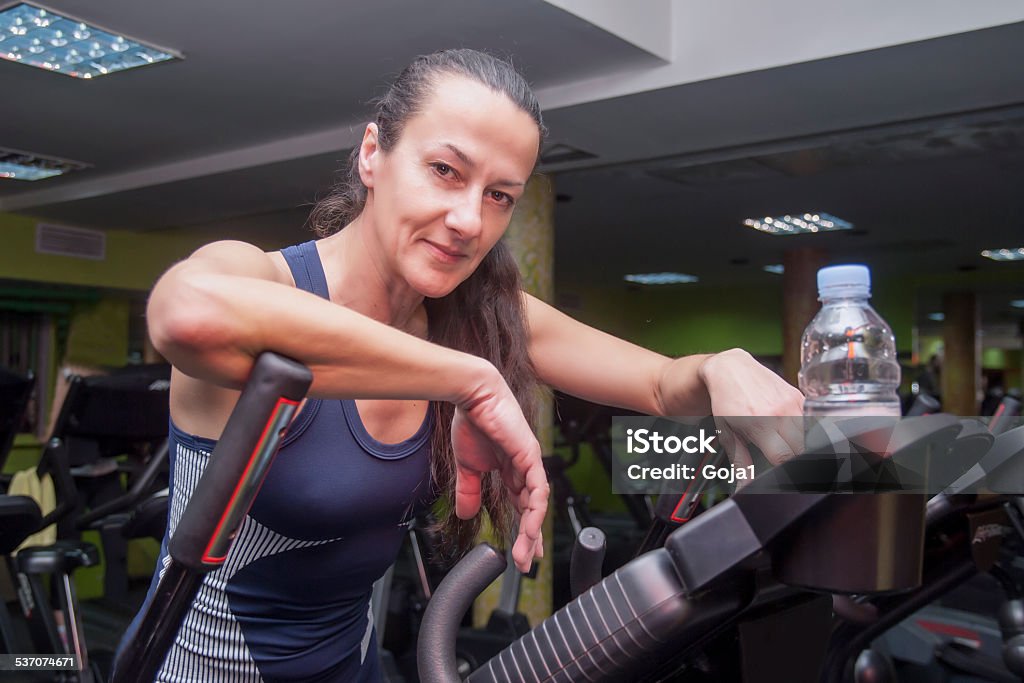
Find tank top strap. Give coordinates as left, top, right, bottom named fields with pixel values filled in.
left=280, top=240, right=330, bottom=299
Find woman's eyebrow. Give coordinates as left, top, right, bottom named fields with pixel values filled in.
left=443, top=142, right=526, bottom=188
left=444, top=142, right=474, bottom=168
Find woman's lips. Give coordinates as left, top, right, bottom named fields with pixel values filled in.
left=424, top=240, right=467, bottom=264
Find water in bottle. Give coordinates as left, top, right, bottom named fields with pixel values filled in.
left=799, top=264, right=901, bottom=417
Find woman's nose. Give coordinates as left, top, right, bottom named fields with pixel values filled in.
left=444, top=191, right=483, bottom=238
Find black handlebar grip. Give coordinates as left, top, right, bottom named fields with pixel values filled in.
left=991, top=397, right=1022, bottom=436
left=652, top=490, right=685, bottom=522
left=570, top=527, right=606, bottom=599
left=905, top=393, right=940, bottom=417
left=168, top=352, right=312, bottom=571
left=467, top=549, right=744, bottom=683
left=634, top=492, right=692, bottom=557
left=1004, top=635, right=1024, bottom=677
left=418, top=543, right=506, bottom=683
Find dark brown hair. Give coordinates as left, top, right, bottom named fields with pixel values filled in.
left=308, top=49, right=546, bottom=560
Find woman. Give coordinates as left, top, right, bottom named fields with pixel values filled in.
left=120, top=49, right=804, bottom=682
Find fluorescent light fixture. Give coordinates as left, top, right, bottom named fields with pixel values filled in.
left=1011, top=300, right=1024, bottom=309
left=0, top=3, right=179, bottom=78
left=743, top=213, right=852, bottom=235
left=0, top=147, right=89, bottom=180
left=0, top=161, right=61, bottom=180
left=763, top=264, right=785, bottom=275
left=624, top=272, right=698, bottom=285
left=981, top=248, right=1024, bottom=262
left=928, top=313, right=945, bottom=322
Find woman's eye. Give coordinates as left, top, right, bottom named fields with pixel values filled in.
left=433, top=163, right=452, bottom=177
left=490, top=191, right=513, bottom=206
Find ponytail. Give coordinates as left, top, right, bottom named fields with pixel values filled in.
left=424, top=240, right=540, bottom=561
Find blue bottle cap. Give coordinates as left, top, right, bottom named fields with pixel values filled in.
left=817, top=264, right=870, bottom=300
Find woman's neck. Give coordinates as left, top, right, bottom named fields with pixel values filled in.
left=316, top=219, right=427, bottom=337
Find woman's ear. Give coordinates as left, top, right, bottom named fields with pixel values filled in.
left=358, top=123, right=380, bottom=189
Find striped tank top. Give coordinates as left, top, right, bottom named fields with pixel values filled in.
left=117, top=240, right=433, bottom=682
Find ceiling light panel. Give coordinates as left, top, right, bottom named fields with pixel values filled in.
left=981, top=248, right=1024, bottom=262
left=0, top=3, right=178, bottom=78
left=743, top=213, right=852, bottom=235
left=0, top=147, right=89, bottom=180
left=623, top=272, right=698, bottom=285
left=763, top=264, right=785, bottom=275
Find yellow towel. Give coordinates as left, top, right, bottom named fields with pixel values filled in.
left=7, top=467, right=57, bottom=553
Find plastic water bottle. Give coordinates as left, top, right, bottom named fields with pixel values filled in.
left=799, top=265, right=901, bottom=417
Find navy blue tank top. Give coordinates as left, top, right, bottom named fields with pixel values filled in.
left=117, top=240, right=434, bottom=682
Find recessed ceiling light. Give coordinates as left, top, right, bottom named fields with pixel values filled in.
left=763, top=264, right=785, bottom=275
left=0, top=146, right=89, bottom=180
left=0, top=161, right=60, bottom=180
left=981, top=248, right=1024, bottom=262
left=624, top=272, right=698, bottom=285
left=1011, top=300, right=1024, bottom=309
left=0, top=3, right=179, bottom=79
left=928, top=313, right=945, bottom=322
left=742, top=213, right=852, bottom=235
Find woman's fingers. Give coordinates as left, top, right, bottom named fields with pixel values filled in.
left=743, top=422, right=796, bottom=466
left=512, top=532, right=535, bottom=572
left=513, top=509, right=546, bottom=571
left=721, top=415, right=805, bottom=467
left=453, top=385, right=549, bottom=573
left=454, top=466, right=483, bottom=520
left=779, top=415, right=806, bottom=460
left=713, top=420, right=740, bottom=464
left=510, top=460, right=549, bottom=572
left=729, top=439, right=755, bottom=490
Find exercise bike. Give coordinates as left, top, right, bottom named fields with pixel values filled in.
left=417, top=414, right=1024, bottom=683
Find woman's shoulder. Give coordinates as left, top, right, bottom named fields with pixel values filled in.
left=184, top=239, right=294, bottom=287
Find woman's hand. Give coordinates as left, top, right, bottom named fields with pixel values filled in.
left=451, top=378, right=548, bottom=573
left=696, top=349, right=805, bottom=470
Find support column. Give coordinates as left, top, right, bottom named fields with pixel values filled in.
left=942, top=292, right=980, bottom=416
left=473, top=174, right=555, bottom=628
left=781, top=248, right=828, bottom=386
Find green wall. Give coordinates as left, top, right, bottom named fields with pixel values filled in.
left=63, top=298, right=131, bottom=367
left=556, top=275, right=916, bottom=358
left=0, top=213, right=210, bottom=291
left=556, top=269, right=1024, bottom=361
left=555, top=282, right=782, bottom=355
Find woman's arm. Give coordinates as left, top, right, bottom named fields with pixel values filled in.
left=525, top=293, right=804, bottom=464
left=149, top=240, right=492, bottom=402
left=149, top=240, right=546, bottom=570
left=523, top=293, right=707, bottom=415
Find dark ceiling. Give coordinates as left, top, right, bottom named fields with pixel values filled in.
left=1, top=1, right=1023, bottom=331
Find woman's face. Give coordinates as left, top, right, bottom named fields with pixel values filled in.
left=361, top=74, right=540, bottom=298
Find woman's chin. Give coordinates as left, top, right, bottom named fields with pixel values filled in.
left=412, top=277, right=461, bottom=300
